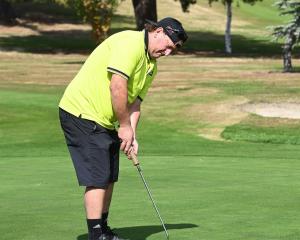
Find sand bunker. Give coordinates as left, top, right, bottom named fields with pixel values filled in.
left=241, top=103, right=300, bottom=119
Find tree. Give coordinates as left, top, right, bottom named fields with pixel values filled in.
left=131, top=0, right=196, bottom=30
left=208, top=0, right=262, bottom=54
left=0, top=0, right=17, bottom=25
left=271, top=0, right=300, bottom=72
left=132, top=0, right=157, bottom=30
left=69, top=0, right=121, bottom=44
left=176, top=0, right=197, bottom=12
left=167, top=0, right=262, bottom=54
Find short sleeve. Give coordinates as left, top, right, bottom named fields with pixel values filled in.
left=107, top=40, right=141, bottom=80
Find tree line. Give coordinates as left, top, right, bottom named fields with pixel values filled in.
left=0, top=0, right=299, bottom=72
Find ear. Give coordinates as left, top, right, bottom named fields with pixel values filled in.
left=155, top=27, right=164, bottom=34
left=154, top=27, right=164, bottom=38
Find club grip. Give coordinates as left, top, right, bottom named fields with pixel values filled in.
left=131, top=152, right=140, bottom=166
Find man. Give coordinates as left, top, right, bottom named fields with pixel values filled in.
left=59, top=17, right=187, bottom=240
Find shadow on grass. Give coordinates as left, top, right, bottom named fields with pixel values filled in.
left=290, top=66, right=300, bottom=73
left=77, top=223, right=198, bottom=240
left=185, top=31, right=285, bottom=57
left=12, top=1, right=79, bottom=24
left=0, top=14, right=136, bottom=54
left=269, top=65, right=300, bottom=73
left=2, top=1, right=300, bottom=58
left=2, top=22, right=300, bottom=58
left=0, top=30, right=95, bottom=54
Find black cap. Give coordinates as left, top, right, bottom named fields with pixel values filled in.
left=146, top=17, right=188, bottom=48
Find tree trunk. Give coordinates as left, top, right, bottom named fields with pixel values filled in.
left=224, top=0, right=232, bottom=54
left=282, top=32, right=295, bottom=72
left=0, top=0, right=16, bottom=25
left=132, top=0, right=157, bottom=30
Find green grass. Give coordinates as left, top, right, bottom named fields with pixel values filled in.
left=1, top=1, right=300, bottom=239
left=190, top=0, right=298, bottom=56
left=232, top=0, right=291, bottom=26
left=1, top=84, right=300, bottom=239
left=222, top=114, right=300, bottom=144
left=204, top=0, right=291, bottom=27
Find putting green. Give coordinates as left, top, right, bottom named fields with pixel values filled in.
left=1, top=87, right=300, bottom=239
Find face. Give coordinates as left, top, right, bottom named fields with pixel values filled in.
left=148, top=27, right=177, bottom=59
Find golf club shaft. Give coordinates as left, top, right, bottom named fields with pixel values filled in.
left=137, top=165, right=169, bottom=239
left=131, top=153, right=169, bottom=239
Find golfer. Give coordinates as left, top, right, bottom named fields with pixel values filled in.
left=59, top=17, right=187, bottom=240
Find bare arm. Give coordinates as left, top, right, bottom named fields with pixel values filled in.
left=129, top=98, right=141, bottom=139
left=110, top=74, right=133, bottom=154
left=129, top=98, right=141, bottom=156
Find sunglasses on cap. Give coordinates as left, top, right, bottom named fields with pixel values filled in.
left=165, top=26, right=188, bottom=48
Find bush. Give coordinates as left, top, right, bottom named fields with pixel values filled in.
left=67, top=0, right=121, bottom=43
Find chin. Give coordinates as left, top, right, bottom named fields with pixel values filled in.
left=150, top=55, right=159, bottom=59
left=149, top=51, right=161, bottom=59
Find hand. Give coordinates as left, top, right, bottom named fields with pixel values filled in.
left=118, top=125, right=134, bottom=155
left=127, top=138, right=139, bottom=159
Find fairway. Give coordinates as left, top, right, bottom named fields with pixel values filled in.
left=1, top=0, right=300, bottom=239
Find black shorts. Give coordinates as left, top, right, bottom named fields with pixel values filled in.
left=59, top=108, right=120, bottom=189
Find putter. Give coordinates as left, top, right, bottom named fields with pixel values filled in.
left=131, top=153, right=169, bottom=240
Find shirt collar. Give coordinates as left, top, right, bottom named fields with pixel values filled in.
left=144, top=29, right=149, bottom=54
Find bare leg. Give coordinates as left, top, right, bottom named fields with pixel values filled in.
left=103, top=183, right=114, bottom=213
left=85, top=187, right=106, bottom=219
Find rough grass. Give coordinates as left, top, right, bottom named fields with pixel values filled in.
left=1, top=52, right=300, bottom=142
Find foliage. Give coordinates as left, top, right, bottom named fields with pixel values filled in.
left=67, top=0, right=121, bottom=43
left=175, top=0, right=197, bottom=12
left=270, top=0, right=300, bottom=71
left=271, top=0, right=300, bottom=43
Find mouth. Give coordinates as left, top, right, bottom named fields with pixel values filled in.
left=158, top=51, right=165, bottom=57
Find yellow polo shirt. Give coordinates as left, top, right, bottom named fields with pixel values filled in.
left=59, top=30, right=157, bottom=129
